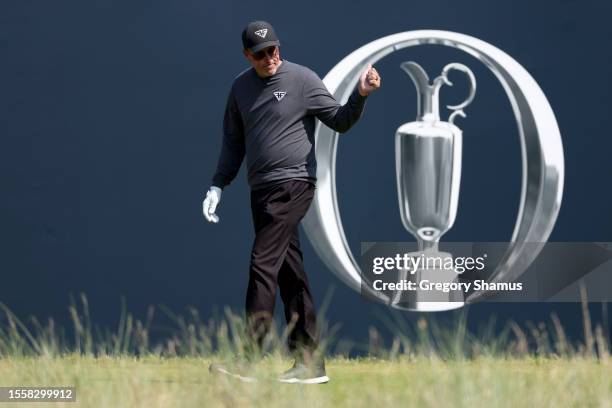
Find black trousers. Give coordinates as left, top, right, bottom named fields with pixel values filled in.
left=246, top=179, right=319, bottom=356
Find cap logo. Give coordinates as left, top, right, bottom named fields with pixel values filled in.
left=254, top=29, right=268, bottom=38
left=274, top=91, right=286, bottom=101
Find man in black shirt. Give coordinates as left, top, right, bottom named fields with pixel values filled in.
left=203, top=21, right=381, bottom=384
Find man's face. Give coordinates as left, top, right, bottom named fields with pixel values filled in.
left=243, top=46, right=282, bottom=78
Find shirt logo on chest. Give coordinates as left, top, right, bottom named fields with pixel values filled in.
left=254, top=29, right=268, bottom=38
left=273, top=91, right=287, bottom=101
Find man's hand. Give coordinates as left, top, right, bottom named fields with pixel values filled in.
left=358, top=64, right=381, bottom=97
left=203, top=186, right=222, bottom=223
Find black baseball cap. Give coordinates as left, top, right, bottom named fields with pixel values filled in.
left=242, top=21, right=280, bottom=53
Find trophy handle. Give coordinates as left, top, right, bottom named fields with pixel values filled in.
left=436, top=63, right=477, bottom=124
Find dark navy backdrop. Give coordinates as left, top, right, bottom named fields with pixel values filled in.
left=1, top=0, right=611, bottom=349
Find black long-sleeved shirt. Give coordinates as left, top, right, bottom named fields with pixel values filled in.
left=212, top=59, right=367, bottom=191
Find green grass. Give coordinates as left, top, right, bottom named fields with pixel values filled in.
left=0, top=293, right=611, bottom=407
left=0, top=355, right=610, bottom=407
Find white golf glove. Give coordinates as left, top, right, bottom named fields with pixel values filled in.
left=203, top=186, right=222, bottom=223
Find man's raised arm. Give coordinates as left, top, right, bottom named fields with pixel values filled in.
left=303, top=64, right=381, bottom=133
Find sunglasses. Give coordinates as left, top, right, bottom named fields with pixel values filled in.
left=250, top=46, right=278, bottom=61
